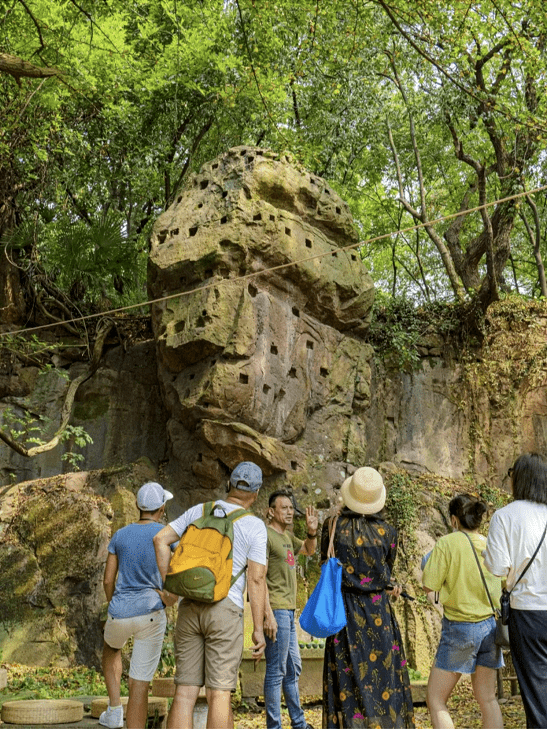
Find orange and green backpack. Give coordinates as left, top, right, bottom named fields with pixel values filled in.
left=164, top=501, right=250, bottom=603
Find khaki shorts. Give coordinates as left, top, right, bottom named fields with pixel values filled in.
left=104, top=609, right=167, bottom=682
left=174, top=597, right=244, bottom=690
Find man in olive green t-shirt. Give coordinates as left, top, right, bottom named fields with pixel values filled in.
left=263, top=491, right=318, bottom=729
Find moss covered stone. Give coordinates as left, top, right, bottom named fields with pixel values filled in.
left=0, top=464, right=160, bottom=667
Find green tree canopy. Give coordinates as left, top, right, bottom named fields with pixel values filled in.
left=1, top=0, right=546, bottom=319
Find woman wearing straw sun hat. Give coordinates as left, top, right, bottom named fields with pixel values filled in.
left=321, top=467, right=415, bottom=729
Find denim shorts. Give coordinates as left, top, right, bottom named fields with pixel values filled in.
left=434, top=615, right=504, bottom=674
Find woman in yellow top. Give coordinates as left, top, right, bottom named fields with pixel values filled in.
left=422, top=494, right=504, bottom=729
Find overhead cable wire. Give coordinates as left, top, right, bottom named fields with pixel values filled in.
left=2, top=182, right=547, bottom=340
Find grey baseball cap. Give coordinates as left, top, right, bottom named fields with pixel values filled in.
left=136, top=482, right=173, bottom=510
left=229, top=462, right=263, bottom=492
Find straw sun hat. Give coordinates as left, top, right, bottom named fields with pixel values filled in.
left=340, top=467, right=386, bottom=515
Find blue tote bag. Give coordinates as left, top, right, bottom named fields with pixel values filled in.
left=299, top=516, right=347, bottom=638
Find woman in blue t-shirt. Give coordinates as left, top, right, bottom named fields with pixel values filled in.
left=100, top=482, right=177, bottom=729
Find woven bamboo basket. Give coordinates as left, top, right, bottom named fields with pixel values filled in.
left=90, top=696, right=168, bottom=719
left=1, top=699, right=84, bottom=725
left=151, top=676, right=176, bottom=697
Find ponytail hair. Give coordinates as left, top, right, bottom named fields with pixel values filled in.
left=449, top=493, right=487, bottom=530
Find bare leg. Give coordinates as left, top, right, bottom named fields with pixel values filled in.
left=102, top=642, right=122, bottom=708
left=471, top=666, right=504, bottom=729
left=126, top=678, right=150, bottom=729
left=205, top=688, right=233, bottom=729
left=426, top=666, right=461, bottom=729
left=167, top=685, right=200, bottom=729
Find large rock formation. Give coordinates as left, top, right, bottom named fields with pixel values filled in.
left=149, top=147, right=375, bottom=500
left=0, top=459, right=158, bottom=667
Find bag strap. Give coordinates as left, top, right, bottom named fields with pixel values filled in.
left=326, top=515, right=339, bottom=560
left=463, top=532, right=497, bottom=617
left=203, top=501, right=214, bottom=517
left=226, top=506, right=250, bottom=523
left=230, top=563, right=247, bottom=586
left=508, top=520, right=547, bottom=594
left=227, top=506, right=251, bottom=585
left=200, top=502, right=249, bottom=587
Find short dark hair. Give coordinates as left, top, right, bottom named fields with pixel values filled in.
left=449, top=493, right=487, bottom=530
left=138, top=506, right=162, bottom=519
left=511, top=453, right=547, bottom=505
left=268, top=490, right=292, bottom=508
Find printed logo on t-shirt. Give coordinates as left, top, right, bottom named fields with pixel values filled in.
left=285, top=548, right=296, bottom=567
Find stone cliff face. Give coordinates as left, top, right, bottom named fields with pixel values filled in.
left=366, top=300, right=547, bottom=483
left=148, top=147, right=376, bottom=501
left=0, top=339, right=168, bottom=487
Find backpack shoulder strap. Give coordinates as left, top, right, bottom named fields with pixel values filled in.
left=227, top=507, right=251, bottom=523
left=227, top=508, right=252, bottom=586
left=201, top=501, right=215, bottom=518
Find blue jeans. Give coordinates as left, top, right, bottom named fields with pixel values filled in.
left=264, top=609, right=307, bottom=729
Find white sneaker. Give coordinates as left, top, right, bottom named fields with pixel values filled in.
left=99, top=705, right=124, bottom=729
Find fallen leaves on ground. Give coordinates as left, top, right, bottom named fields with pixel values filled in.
left=233, top=678, right=526, bottom=729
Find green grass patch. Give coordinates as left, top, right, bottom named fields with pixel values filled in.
left=0, top=664, right=128, bottom=707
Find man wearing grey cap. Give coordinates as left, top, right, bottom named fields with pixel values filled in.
left=100, top=482, right=176, bottom=729
left=154, top=461, right=268, bottom=729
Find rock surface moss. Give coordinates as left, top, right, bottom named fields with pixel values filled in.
left=0, top=461, right=161, bottom=667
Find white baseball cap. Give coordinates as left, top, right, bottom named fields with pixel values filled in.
left=136, top=482, right=173, bottom=511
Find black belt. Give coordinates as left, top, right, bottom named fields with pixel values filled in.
left=341, top=585, right=380, bottom=596
left=342, top=584, right=415, bottom=601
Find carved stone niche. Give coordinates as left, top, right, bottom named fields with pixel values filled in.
left=149, top=147, right=375, bottom=499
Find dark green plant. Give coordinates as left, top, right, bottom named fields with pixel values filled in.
left=367, top=294, right=422, bottom=371
left=156, top=621, right=176, bottom=677
left=384, top=471, right=419, bottom=559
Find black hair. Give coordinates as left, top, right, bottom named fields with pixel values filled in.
left=449, top=493, right=487, bottom=530
left=268, top=490, right=292, bottom=508
left=511, top=453, right=547, bottom=505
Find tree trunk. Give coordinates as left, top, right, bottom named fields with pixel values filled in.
left=0, top=247, right=25, bottom=325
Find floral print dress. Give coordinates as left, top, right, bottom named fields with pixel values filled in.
left=321, top=509, right=415, bottom=729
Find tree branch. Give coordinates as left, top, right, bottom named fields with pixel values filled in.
left=0, top=53, right=60, bottom=83
left=386, top=77, right=464, bottom=300
left=522, top=195, right=547, bottom=297
left=375, top=0, right=547, bottom=135
left=16, top=0, right=46, bottom=56
left=170, top=116, right=214, bottom=205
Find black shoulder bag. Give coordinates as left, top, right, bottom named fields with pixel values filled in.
left=463, top=532, right=510, bottom=648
